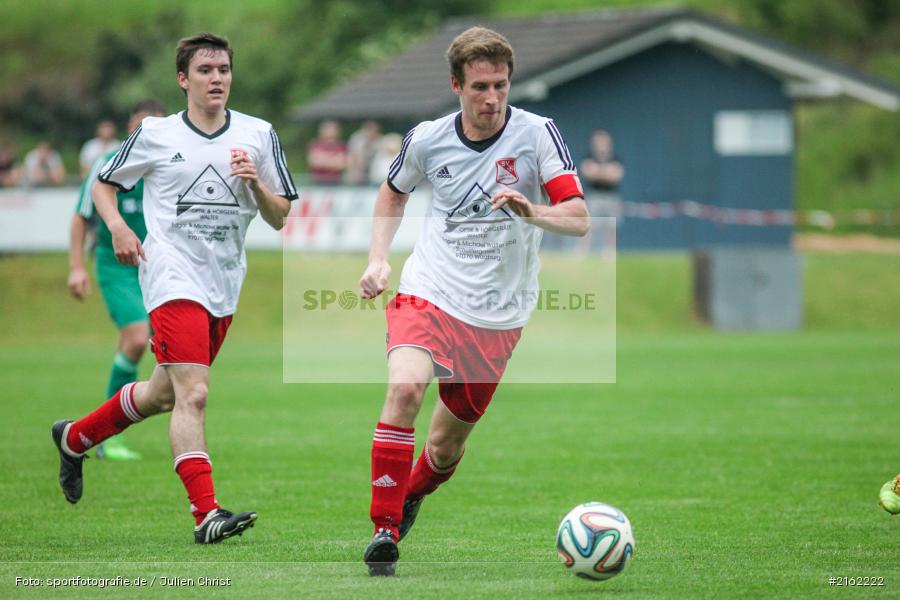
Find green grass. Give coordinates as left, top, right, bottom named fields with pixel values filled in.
left=5, top=250, right=900, bottom=344
left=1, top=252, right=899, bottom=598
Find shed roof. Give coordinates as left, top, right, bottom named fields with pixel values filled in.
left=295, top=7, right=899, bottom=121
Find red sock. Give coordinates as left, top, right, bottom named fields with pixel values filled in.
left=174, top=453, right=219, bottom=525
left=66, top=383, right=144, bottom=454
left=407, top=444, right=463, bottom=500
left=370, top=422, right=414, bottom=540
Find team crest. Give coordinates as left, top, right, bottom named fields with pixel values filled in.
left=495, top=158, right=518, bottom=185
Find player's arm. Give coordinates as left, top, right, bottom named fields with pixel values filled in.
left=231, top=151, right=291, bottom=230
left=491, top=190, right=590, bottom=237
left=92, top=179, right=145, bottom=266
left=358, top=182, right=408, bottom=299
left=69, top=166, right=99, bottom=300
left=249, top=179, right=291, bottom=231
left=67, top=213, right=91, bottom=301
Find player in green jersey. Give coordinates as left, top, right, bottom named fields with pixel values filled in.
left=67, top=99, right=166, bottom=461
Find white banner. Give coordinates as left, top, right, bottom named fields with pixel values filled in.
left=0, top=188, right=75, bottom=251
left=0, top=185, right=430, bottom=252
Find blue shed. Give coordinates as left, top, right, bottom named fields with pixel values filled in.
left=296, top=7, right=899, bottom=250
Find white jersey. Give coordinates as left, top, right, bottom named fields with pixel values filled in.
left=389, top=106, right=581, bottom=329
left=99, top=109, right=297, bottom=317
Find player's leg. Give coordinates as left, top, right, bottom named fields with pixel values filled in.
left=399, top=387, right=480, bottom=541
left=373, top=346, right=434, bottom=514
left=416, top=393, right=475, bottom=488
left=380, top=346, right=435, bottom=426
left=167, top=364, right=255, bottom=543
left=400, top=321, right=521, bottom=541
left=131, top=363, right=176, bottom=416
left=878, top=473, right=900, bottom=515
left=166, top=364, right=218, bottom=524
left=366, top=347, right=434, bottom=574
left=56, top=363, right=167, bottom=457
left=167, top=363, right=255, bottom=543
left=158, top=302, right=253, bottom=543
left=51, top=362, right=175, bottom=504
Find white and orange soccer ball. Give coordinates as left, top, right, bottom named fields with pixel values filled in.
left=556, top=502, right=635, bottom=581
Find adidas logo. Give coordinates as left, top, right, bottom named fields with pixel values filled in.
left=373, top=474, right=397, bottom=487
left=170, top=152, right=185, bottom=163
left=79, top=432, right=94, bottom=449
left=436, top=165, right=452, bottom=179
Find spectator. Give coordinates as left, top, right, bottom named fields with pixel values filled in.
left=0, top=145, right=22, bottom=187
left=345, top=121, right=382, bottom=185
left=23, top=141, right=66, bottom=187
left=580, top=129, right=623, bottom=192
left=307, top=120, right=348, bottom=185
left=79, top=120, right=120, bottom=177
left=368, top=133, right=403, bottom=186
left=578, top=129, right=624, bottom=255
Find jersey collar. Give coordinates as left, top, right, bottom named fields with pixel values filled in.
left=182, top=109, right=231, bottom=140
left=455, top=106, right=512, bottom=153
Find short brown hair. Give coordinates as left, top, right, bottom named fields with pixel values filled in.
left=447, top=26, right=514, bottom=84
left=131, top=98, right=166, bottom=116
left=175, top=32, right=233, bottom=75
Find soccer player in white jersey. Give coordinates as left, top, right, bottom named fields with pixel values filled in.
left=51, top=33, right=298, bottom=544
left=358, top=26, right=590, bottom=575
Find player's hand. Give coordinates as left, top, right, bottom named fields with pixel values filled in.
left=359, top=260, right=391, bottom=300
left=491, top=188, right=537, bottom=218
left=230, top=149, right=259, bottom=186
left=110, top=222, right=145, bottom=266
left=67, top=267, right=91, bottom=301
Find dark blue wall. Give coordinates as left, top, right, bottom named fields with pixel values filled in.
left=518, top=42, right=794, bottom=250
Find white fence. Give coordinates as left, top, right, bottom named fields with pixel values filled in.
left=0, top=185, right=430, bottom=252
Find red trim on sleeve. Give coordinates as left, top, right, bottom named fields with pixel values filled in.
left=544, top=174, right=584, bottom=205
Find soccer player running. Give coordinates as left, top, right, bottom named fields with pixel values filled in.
left=52, top=33, right=298, bottom=544
left=68, top=99, right=166, bottom=461
left=358, top=26, right=590, bottom=575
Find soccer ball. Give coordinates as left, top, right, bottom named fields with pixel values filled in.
left=556, top=502, right=635, bottom=581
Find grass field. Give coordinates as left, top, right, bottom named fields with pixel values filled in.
left=1, top=251, right=899, bottom=598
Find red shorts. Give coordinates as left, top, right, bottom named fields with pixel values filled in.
left=149, top=300, right=233, bottom=367
left=386, top=294, right=522, bottom=423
